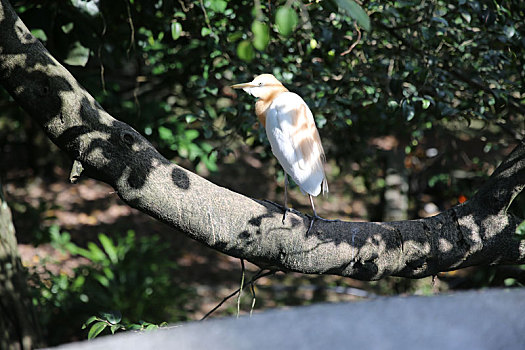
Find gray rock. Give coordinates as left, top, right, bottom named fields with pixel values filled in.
left=50, top=288, right=525, bottom=350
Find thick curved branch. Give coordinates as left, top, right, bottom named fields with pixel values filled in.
left=1, top=0, right=524, bottom=281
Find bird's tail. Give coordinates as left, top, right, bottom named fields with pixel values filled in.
left=322, top=177, right=329, bottom=196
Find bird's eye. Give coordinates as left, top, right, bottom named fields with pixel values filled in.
left=258, top=82, right=263, bottom=86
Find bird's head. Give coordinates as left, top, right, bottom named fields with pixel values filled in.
left=231, top=74, right=287, bottom=99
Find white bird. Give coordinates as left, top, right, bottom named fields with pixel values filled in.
left=232, top=74, right=328, bottom=230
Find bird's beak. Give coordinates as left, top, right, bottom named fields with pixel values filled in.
left=230, top=82, right=256, bottom=89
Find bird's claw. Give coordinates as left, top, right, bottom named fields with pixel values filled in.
left=282, top=207, right=294, bottom=224
left=307, top=216, right=316, bottom=235
left=306, top=215, right=342, bottom=235
left=262, top=200, right=295, bottom=224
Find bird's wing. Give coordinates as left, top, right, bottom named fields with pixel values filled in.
left=266, top=92, right=328, bottom=196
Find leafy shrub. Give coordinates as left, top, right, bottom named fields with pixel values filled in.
left=31, top=228, right=191, bottom=345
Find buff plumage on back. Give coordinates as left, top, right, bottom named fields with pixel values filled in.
left=292, top=103, right=328, bottom=194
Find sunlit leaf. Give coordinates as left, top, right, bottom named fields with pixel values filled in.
left=146, top=324, right=159, bottom=331
left=110, top=325, right=121, bottom=334
left=71, top=0, right=100, bottom=16
left=98, top=234, right=118, bottom=264
left=402, top=101, right=415, bottom=121
left=208, top=0, right=227, bottom=13
left=64, top=41, right=90, bottom=67
left=504, top=26, right=515, bottom=38
left=516, top=220, right=525, bottom=237
left=31, top=29, right=48, bottom=42
left=87, top=242, right=107, bottom=262
left=201, top=27, right=212, bottom=37
left=88, top=322, right=107, bottom=340
left=171, top=22, right=182, bottom=40
left=158, top=126, right=174, bottom=142
left=100, top=310, right=122, bottom=325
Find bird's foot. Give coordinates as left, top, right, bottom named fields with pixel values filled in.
left=306, top=215, right=342, bottom=235
left=262, top=200, right=301, bottom=224
left=282, top=207, right=294, bottom=224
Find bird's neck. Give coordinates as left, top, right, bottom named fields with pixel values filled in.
left=255, top=87, right=288, bottom=127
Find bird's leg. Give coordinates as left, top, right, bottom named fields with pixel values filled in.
left=282, top=173, right=291, bottom=223
left=307, top=194, right=318, bottom=234
left=307, top=195, right=343, bottom=234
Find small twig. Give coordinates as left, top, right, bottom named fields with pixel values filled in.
left=97, top=11, right=107, bottom=93
left=249, top=278, right=256, bottom=317
left=125, top=0, right=135, bottom=56
left=177, top=0, right=190, bottom=12
left=201, top=269, right=275, bottom=321
left=199, top=0, right=219, bottom=41
left=237, top=259, right=245, bottom=318
left=341, top=21, right=362, bottom=56
left=133, top=78, right=141, bottom=119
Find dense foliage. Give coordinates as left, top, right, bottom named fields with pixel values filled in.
left=2, top=0, right=523, bottom=205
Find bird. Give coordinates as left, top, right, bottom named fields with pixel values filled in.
left=231, top=74, right=329, bottom=231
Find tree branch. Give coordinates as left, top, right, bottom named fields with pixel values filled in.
left=1, top=0, right=524, bottom=281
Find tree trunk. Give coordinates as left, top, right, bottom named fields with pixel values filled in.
left=0, top=180, right=41, bottom=349
left=383, top=149, right=409, bottom=221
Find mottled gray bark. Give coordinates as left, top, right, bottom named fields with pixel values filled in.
left=0, top=180, right=41, bottom=349
left=0, top=0, right=524, bottom=283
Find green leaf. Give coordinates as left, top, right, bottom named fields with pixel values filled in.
left=460, top=11, right=471, bottom=23
left=185, top=115, right=197, bottom=123
left=201, top=27, right=212, bottom=37
left=171, top=22, right=182, bottom=40
left=516, top=220, right=525, bottom=237
left=184, top=129, right=199, bottom=141
left=82, top=316, right=98, bottom=329
left=504, top=26, right=515, bottom=39
left=504, top=278, right=517, bottom=286
left=88, top=322, right=107, bottom=340
left=387, top=100, right=399, bottom=109
left=252, top=20, right=270, bottom=50
left=227, top=31, right=243, bottom=42
left=98, top=234, right=118, bottom=264
left=95, top=274, right=110, bottom=287
left=146, top=324, right=159, bottom=331
left=100, top=310, right=122, bottom=325
left=64, top=41, right=90, bottom=67
left=236, top=40, right=255, bottom=62
left=158, top=126, right=174, bottom=142
left=87, top=242, right=107, bottom=262
left=275, top=7, right=298, bottom=37
left=335, top=0, right=371, bottom=31
left=110, top=324, right=121, bottom=334
left=208, top=0, right=227, bottom=13
left=402, top=101, right=415, bottom=121
left=31, top=29, right=48, bottom=41
left=61, top=22, right=74, bottom=34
